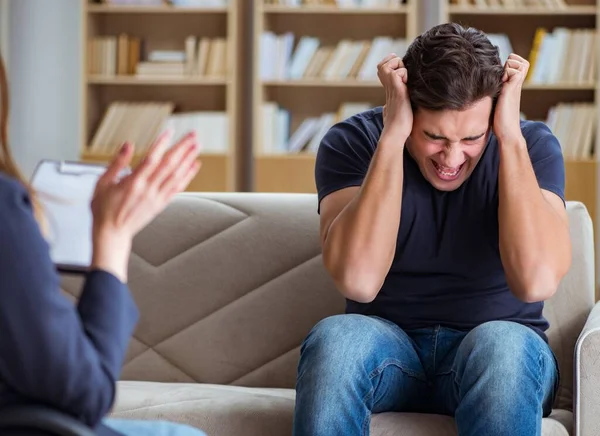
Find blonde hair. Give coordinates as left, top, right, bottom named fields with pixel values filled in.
left=0, top=52, right=45, bottom=227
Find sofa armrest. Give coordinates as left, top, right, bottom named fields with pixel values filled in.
left=575, top=301, right=600, bottom=436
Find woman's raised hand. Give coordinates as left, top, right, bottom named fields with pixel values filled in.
left=90, top=131, right=200, bottom=281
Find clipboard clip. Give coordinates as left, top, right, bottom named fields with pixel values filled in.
left=55, top=160, right=131, bottom=179
left=57, top=160, right=108, bottom=176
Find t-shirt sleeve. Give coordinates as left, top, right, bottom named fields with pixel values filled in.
left=524, top=121, right=566, bottom=206
left=315, top=115, right=377, bottom=213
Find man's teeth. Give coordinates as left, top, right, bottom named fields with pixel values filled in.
left=435, top=164, right=460, bottom=176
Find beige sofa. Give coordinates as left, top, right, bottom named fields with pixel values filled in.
left=62, top=193, right=600, bottom=436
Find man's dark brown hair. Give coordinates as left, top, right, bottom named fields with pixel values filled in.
left=402, top=22, right=505, bottom=114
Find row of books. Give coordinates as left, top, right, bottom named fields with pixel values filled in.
left=88, top=35, right=228, bottom=78
left=526, top=28, right=597, bottom=85
left=261, top=102, right=372, bottom=154
left=261, top=101, right=596, bottom=158
left=261, top=34, right=407, bottom=81
left=546, top=103, right=596, bottom=160
left=263, top=0, right=405, bottom=6
left=450, top=0, right=567, bottom=8
left=89, top=102, right=228, bottom=154
left=96, top=0, right=229, bottom=6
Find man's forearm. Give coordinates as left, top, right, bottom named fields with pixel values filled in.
left=498, top=136, right=571, bottom=302
left=323, top=130, right=406, bottom=303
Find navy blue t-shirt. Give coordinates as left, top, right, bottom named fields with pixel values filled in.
left=315, top=106, right=566, bottom=341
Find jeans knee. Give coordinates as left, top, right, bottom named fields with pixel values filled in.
left=298, top=314, right=387, bottom=376
left=458, top=321, right=550, bottom=389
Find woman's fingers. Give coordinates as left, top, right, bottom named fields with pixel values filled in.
left=96, top=142, right=134, bottom=189
left=148, top=131, right=198, bottom=188
left=130, top=129, right=174, bottom=181
left=173, top=160, right=201, bottom=196
left=159, top=146, right=201, bottom=198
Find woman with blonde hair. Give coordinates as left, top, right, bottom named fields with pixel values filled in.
left=0, top=53, right=207, bottom=435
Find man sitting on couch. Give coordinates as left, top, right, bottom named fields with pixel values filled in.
left=293, top=23, right=571, bottom=436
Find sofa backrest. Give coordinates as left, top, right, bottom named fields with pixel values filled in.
left=60, top=194, right=595, bottom=412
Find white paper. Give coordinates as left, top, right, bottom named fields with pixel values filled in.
left=31, top=161, right=108, bottom=270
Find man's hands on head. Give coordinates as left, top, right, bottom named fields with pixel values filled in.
left=493, top=54, right=529, bottom=146
left=378, top=53, right=413, bottom=141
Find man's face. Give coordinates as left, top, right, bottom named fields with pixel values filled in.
left=406, top=97, right=493, bottom=191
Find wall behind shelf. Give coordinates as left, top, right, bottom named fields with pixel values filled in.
left=6, top=0, right=82, bottom=177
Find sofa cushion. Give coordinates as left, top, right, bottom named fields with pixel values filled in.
left=371, top=411, right=572, bottom=436
left=112, top=381, right=572, bottom=436
left=111, top=381, right=296, bottom=436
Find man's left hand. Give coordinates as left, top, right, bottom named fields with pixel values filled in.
left=493, top=54, right=529, bottom=145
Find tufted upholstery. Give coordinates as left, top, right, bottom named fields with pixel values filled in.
left=61, top=194, right=599, bottom=436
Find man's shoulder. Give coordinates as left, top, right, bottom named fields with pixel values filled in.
left=519, top=119, right=555, bottom=145
left=320, top=106, right=383, bottom=152
left=333, top=106, right=383, bottom=135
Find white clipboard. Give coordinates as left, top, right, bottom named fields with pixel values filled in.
left=30, top=160, right=119, bottom=274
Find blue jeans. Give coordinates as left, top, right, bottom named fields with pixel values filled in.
left=293, top=315, right=559, bottom=436
left=104, top=418, right=206, bottom=436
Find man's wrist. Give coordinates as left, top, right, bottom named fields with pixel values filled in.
left=380, top=126, right=409, bottom=150
left=497, top=132, right=527, bottom=150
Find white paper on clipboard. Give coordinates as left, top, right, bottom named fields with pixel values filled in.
left=30, top=160, right=110, bottom=273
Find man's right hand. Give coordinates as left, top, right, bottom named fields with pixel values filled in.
left=377, top=54, right=413, bottom=140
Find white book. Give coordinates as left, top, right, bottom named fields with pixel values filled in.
left=261, top=32, right=278, bottom=80
left=547, top=28, right=569, bottom=84
left=288, top=117, right=321, bottom=152
left=288, top=37, right=320, bottom=79
left=307, top=113, right=337, bottom=153
left=358, top=36, right=393, bottom=80
left=262, top=103, right=279, bottom=154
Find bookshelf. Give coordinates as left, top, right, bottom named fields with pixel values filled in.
left=439, top=0, right=599, bottom=228
left=252, top=0, right=418, bottom=193
left=81, top=0, right=240, bottom=192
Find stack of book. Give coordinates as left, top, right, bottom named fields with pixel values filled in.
left=97, top=0, right=229, bottom=6
left=526, top=27, right=597, bottom=86
left=261, top=102, right=372, bottom=154
left=263, top=0, right=405, bottom=6
left=99, top=0, right=164, bottom=5
left=260, top=34, right=407, bottom=81
left=449, top=0, right=567, bottom=8
left=89, top=102, right=229, bottom=155
left=545, top=103, right=596, bottom=160
left=169, top=0, right=228, bottom=6
left=88, top=35, right=228, bottom=79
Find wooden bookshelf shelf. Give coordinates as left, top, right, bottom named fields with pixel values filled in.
left=263, top=5, right=409, bottom=14
left=87, top=5, right=229, bottom=14
left=254, top=154, right=317, bottom=193
left=448, top=5, right=597, bottom=15
left=83, top=0, right=240, bottom=192
left=523, top=83, right=597, bottom=90
left=253, top=0, right=417, bottom=193
left=262, top=81, right=595, bottom=90
left=82, top=151, right=231, bottom=192
left=255, top=153, right=316, bottom=160
left=82, top=150, right=230, bottom=160
left=87, top=76, right=229, bottom=86
left=263, top=79, right=381, bottom=88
